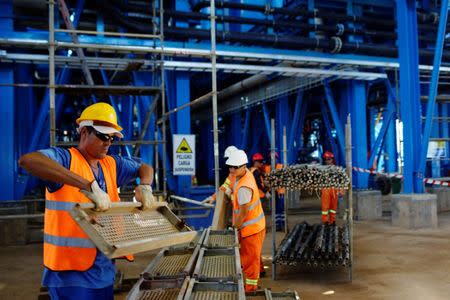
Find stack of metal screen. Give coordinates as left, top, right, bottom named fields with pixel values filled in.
left=246, top=289, right=300, bottom=300
left=274, top=222, right=350, bottom=268
left=69, top=202, right=197, bottom=258
left=128, top=227, right=244, bottom=300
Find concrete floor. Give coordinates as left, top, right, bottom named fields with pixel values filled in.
left=1, top=212, right=450, bottom=299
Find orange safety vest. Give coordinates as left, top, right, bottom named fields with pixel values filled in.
left=44, top=147, right=120, bottom=271
left=232, top=169, right=265, bottom=238
left=249, top=167, right=265, bottom=198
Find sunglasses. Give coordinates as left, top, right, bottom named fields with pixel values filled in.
left=228, top=164, right=245, bottom=170
left=87, top=127, right=117, bottom=143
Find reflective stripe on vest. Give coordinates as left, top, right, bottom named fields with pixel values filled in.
left=242, top=212, right=265, bottom=229
left=45, top=200, right=77, bottom=211
left=44, top=233, right=95, bottom=248
left=44, top=147, right=119, bottom=271
left=245, top=278, right=258, bottom=285
left=233, top=199, right=261, bottom=215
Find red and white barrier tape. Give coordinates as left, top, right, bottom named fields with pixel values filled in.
left=351, top=167, right=404, bottom=179
left=352, top=167, right=450, bottom=187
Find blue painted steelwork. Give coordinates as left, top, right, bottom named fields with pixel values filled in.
left=344, top=80, right=368, bottom=188
left=441, top=103, right=449, bottom=159
left=382, top=74, right=398, bottom=173
left=276, top=96, right=290, bottom=161
left=240, top=108, right=251, bottom=150
left=396, top=0, right=424, bottom=193
left=288, top=91, right=303, bottom=164
left=418, top=0, right=448, bottom=184
left=230, top=111, right=241, bottom=148
left=320, top=98, right=339, bottom=166
left=323, top=81, right=345, bottom=158
left=262, top=103, right=271, bottom=142
left=367, top=111, right=395, bottom=170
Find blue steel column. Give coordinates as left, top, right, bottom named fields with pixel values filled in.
left=383, top=77, right=398, bottom=173
left=276, top=96, right=290, bottom=162
left=0, top=0, right=14, bottom=199
left=175, top=72, right=191, bottom=195
left=417, top=0, right=449, bottom=186
left=345, top=80, right=369, bottom=188
left=288, top=91, right=304, bottom=164
left=230, top=111, right=242, bottom=148
left=396, top=0, right=424, bottom=193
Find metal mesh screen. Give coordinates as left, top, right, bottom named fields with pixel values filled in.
left=137, top=288, right=180, bottom=300
left=192, top=291, right=238, bottom=300
left=207, top=234, right=235, bottom=248
left=200, top=255, right=236, bottom=278
left=152, top=253, right=192, bottom=276
left=92, top=210, right=178, bottom=244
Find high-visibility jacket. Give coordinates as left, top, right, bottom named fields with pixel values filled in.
left=232, top=169, right=265, bottom=238
left=44, top=147, right=120, bottom=271
left=249, top=167, right=265, bottom=198
left=212, top=174, right=236, bottom=201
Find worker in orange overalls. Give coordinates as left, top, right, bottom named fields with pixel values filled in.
left=202, top=145, right=239, bottom=204
left=227, top=150, right=266, bottom=292
left=321, top=151, right=339, bottom=225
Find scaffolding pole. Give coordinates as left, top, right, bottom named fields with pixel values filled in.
left=49, top=0, right=56, bottom=146
left=345, top=114, right=353, bottom=282
left=271, top=118, right=277, bottom=280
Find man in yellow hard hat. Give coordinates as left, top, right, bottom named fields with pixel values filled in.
left=19, top=102, right=155, bottom=300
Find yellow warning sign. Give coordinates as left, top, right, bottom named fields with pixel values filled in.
left=176, top=138, right=192, bottom=153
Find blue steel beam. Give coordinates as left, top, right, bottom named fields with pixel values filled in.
left=240, top=108, right=251, bottom=150
left=320, top=98, right=340, bottom=166
left=323, top=81, right=345, bottom=158
left=174, top=72, right=192, bottom=196
left=288, top=91, right=304, bottom=164
left=396, top=0, right=425, bottom=193
left=382, top=76, right=398, bottom=173
left=262, top=103, right=271, bottom=142
left=276, top=96, right=290, bottom=160
left=367, top=111, right=395, bottom=170
left=418, top=0, right=449, bottom=182
left=345, top=80, right=369, bottom=188
left=230, top=111, right=242, bottom=148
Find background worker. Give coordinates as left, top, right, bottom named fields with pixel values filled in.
left=202, top=145, right=238, bottom=204
left=321, top=151, right=340, bottom=225
left=18, top=102, right=155, bottom=300
left=227, top=150, right=265, bottom=292
left=249, top=152, right=268, bottom=277
left=263, top=152, right=285, bottom=231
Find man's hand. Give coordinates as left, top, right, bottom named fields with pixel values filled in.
left=224, top=187, right=233, bottom=197
left=135, top=185, right=155, bottom=210
left=80, top=181, right=112, bottom=212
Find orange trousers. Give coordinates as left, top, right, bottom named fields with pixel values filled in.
left=239, top=229, right=265, bottom=292
left=321, top=188, right=338, bottom=224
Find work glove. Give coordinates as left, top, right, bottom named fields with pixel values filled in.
left=135, top=185, right=155, bottom=210
left=265, top=192, right=271, bottom=199
left=224, top=187, right=233, bottom=197
left=80, top=181, right=112, bottom=212
left=202, top=196, right=214, bottom=204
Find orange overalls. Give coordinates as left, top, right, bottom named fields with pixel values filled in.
left=233, top=170, right=266, bottom=292
left=321, top=187, right=338, bottom=224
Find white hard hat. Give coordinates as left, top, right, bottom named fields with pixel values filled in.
left=226, top=149, right=248, bottom=166
left=224, top=145, right=238, bottom=159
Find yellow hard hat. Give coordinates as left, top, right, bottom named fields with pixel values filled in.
left=76, top=102, right=122, bottom=131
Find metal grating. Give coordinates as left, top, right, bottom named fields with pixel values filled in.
left=137, top=288, right=180, bottom=300
left=207, top=234, right=235, bottom=248
left=201, top=256, right=236, bottom=278
left=152, top=254, right=192, bottom=276
left=191, top=291, right=238, bottom=300
left=93, top=211, right=178, bottom=244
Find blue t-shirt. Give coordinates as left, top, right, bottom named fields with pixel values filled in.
left=39, top=147, right=142, bottom=288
